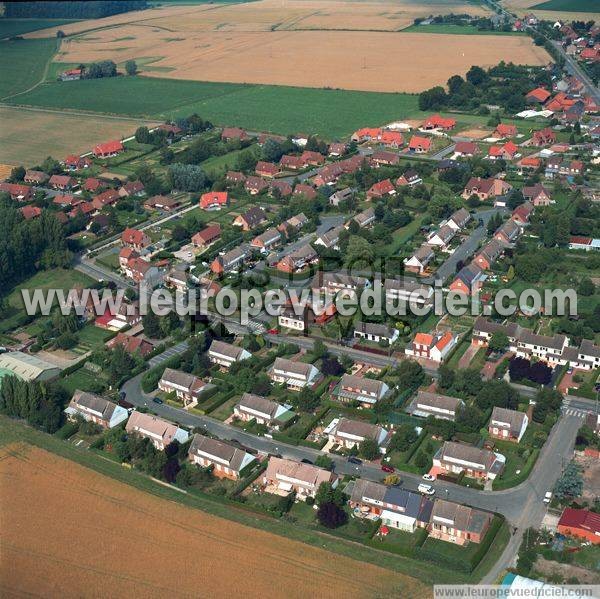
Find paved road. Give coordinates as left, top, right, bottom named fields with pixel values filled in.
left=555, top=43, right=600, bottom=106
left=424, top=207, right=506, bottom=284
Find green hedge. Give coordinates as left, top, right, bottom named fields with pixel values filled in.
left=200, top=389, right=236, bottom=415
left=140, top=356, right=182, bottom=393
left=55, top=421, right=79, bottom=439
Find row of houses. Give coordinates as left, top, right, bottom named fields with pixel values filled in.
left=473, top=316, right=600, bottom=370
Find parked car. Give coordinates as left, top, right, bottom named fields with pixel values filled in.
left=418, top=483, right=435, bottom=496
left=348, top=457, right=362, bottom=465
left=267, top=328, right=279, bottom=334
left=381, top=464, right=395, bottom=473
left=153, top=397, right=163, bottom=404
left=422, top=473, right=435, bottom=481
left=301, top=458, right=313, bottom=465
left=543, top=491, right=552, bottom=504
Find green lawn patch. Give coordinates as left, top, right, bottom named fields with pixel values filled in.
left=0, top=19, right=80, bottom=39
left=7, top=75, right=421, bottom=138
left=60, top=367, right=107, bottom=395
left=0, top=37, right=57, bottom=99
left=532, top=0, right=598, bottom=11
left=402, top=24, right=525, bottom=35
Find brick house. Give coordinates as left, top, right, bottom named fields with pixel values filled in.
left=429, top=500, right=492, bottom=545
left=65, top=390, right=128, bottom=429
left=125, top=411, right=189, bottom=451
left=188, top=434, right=256, bottom=480
left=488, top=407, right=529, bottom=442
left=121, top=228, right=151, bottom=250
left=433, top=441, right=504, bottom=481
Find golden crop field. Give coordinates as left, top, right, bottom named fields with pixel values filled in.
left=0, top=443, right=427, bottom=598
left=0, top=106, right=154, bottom=166
left=21, top=0, right=551, bottom=93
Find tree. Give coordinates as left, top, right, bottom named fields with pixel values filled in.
left=489, top=331, right=509, bottom=352
left=414, top=451, right=429, bottom=469
left=295, top=387, right=320, bottom=412
left=395, top=359, right=424, bottom=390
left=321, top=356, right=344, bottom=376
left=476, top=379, right=518, bottom=410
left=578, top=277, right=595, bottom=297
left=315, top=481, right=345, bottom=507
left=125, top=59, right=138, bottom=76
left=317, top=502, right=348, bottom=529
left=142, top=312, right=162, bottom=339
left=167, top=163, right=207, bottom=192
left=9, top=166, right=25, bottom=182
left=383, top=474, right=400, bottom=486
left=437, top=364, right=455, bottom=390
left=466, top=65, right=488, bottom=86
left=529, top=361, right=552, bottom=385
left=312, top=339, right=327, bottom=360
left=388, top=423, right=418, bottom=452
left=314, top=455, right=334, bottom=470
left=418, top=86, right=448, bottom=110
left=554, top=461, right=583, bottom=500
left=344, top=235, right=374, bottom=269
left=359, top=438, right=380, bottom=460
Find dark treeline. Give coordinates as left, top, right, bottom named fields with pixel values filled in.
left=4, top=1, right=147, bottom=19
left=0, top=195, right=71, bottom=293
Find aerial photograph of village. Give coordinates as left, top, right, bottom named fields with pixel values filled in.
left=0, top=0, right=599, bottom=597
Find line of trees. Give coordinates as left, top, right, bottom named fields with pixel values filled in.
left=5, top=1, right=147, bottom=19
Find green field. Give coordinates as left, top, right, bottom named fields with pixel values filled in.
left=0, top=38, right=57, bottom=99
left=402, top=25, right=524, bottom=35
left=0, top=18, right=80, bottom=39
left=6, top=75, right=420, bottom=138
left=532, top=0, right=599, bottom=11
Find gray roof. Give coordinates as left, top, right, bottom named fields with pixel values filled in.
left=490, top=407, right=527, bottom=435
left=431, top=499, right=491, bottom=535
left=237, top=393, right=281, bottom=419
left=438, top=441, right=495, bottom=469
left=69, top=390, right=117, bottom=422
left=334, top=417, right=383, bottom=441
left=354, top=321, right=395, bottom=339
left=209, top=340, right=246, bottom=360
left=449, top=208, right=471, bottom=227
left=415, top=390, right=464, bottom=413
left=272, top=357, right=314, bottom=378
left=241, top=206, right=267, bottom=227
left=340, top=374, right=387, bottom=397
left=579, top=339, right=600, bottom=359
left=189, top=433, right=249, bottom=472
left=315, top=271, right=368, bottom=289
left=160, top=368, right=201, bottom=391
left=316, top=225, right=344, bottom=247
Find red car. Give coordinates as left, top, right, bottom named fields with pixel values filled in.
left=381, top=465, right=395, bottom=473
left=267, top=328, right=279, bottom=334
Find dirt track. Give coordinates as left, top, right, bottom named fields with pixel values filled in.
left=0, top=443, right=426, bottom=598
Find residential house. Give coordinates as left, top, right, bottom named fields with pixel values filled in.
left=293, top=183, right=317, bottom=200
left=429, top=500, right=492, bottom=545
left=159, top=368, right=207, bottom=406
left=427, top=225, right=456, bottom=249
left=0, top=182, right=31, bottom=201
left=333, top=374, right=390, bottom=408
left=517, top=156, right=541, bottom=174
left=349, top=479, right=433, bottom=532
left=262, top=457, right=337, bottom=501
left=353, top=321, right=399, bottom=345
left=447, top=208, right=471, bottom=231
left=144, top=195, right=182, bottom=211
left=351, top=127, right=382, bottom=142
left=65, top=390, right=128, bottom=429
left=408, top=136, right=431, bottom=153
left=251, top=227, right=281, bottom=251
left=277, top=213, right=308, bottom=237
left=125, top=411, right=189, bottom=450
left=24, top=170, right=49, bottom=185
left=404, top=244, right=435, bottom=275
left=329, top=187, right=355, bottom=206
left=226, top=171, right=246, bottom=186
left=164, top=266, right=188, bottom=293
left=63, top=154, right=92, bottom=170
left=371, top=150, right=399, bottom=167
left=20, top=205, right=42, bottom=220
left=405, top=331, right=456, bottom=363
left=328, top=142, right=347, bottom=156
left=314, top=225, right=344, bottom=250
left=300, top=150, right=325, bottom=166
left=188, top=434, right=256, bottom=480
left=208, top=340, right=251, bottom=369
left=473, top=239, right=504, bottom=270
left=121, top=228, right=151, bottom=250
left=279, top=155, right=304, bottom=170
left=192, top=224, right=221, bottom=249
left=454, top=142, right=480, bottom=157
left=494, top=123, right=518, bottom=138
left=244, top=176, right=269, bottom=195
left=557, top=508, right=600, bottom=545
left=462, top=177, right=512, bottom=201
left=221, top=127, right=248, bottom=142
left=233, top=393, right=294, bottom=429
left=366, top=179, right=395, bottom=200
left=407, top=390, right=464, bottom=421
left=384, top=278, right=434, bottom=307
left=328, top=417, right=390, bottom=453
left=269, top=358, right=320, bottom=390
left=210, top=244, right=250, bottom=275
left=312, top=272, right=369, bottom=296
left=200, top=191, right=229, bottom=211
left=119, top=181, right=145, bottom=197
left=276, top=244, right=317, bottom=273
left=269, top=180, right=293, bottom=198
left=396, top=169, right=422, bottom=187
left=511, top=202, right=534, bottom=226
left=522, top=184, right=553, bottom=206
left=488, top=407, right=529, bottom=442
left=93, top=140, right=124, bottom=158
left=569, top=236, right=600, bottom=251
left=433, top=441, right=504, bottom=480
left=526, top=88, right=551, bottom=103
left=531, top=127, right=556, bottom=146
left=106, top=332, right=153, bottom=357
left=422, top=114, right=456, bottom=131
left=352, top=207, right=376, bottom=229
left=92, top=188, right=120, bottom=210
left=233, top=206, right=267, bottom=231
left=48, top=174, right=75, bottom=191
left=83, top=177, right=104, bottom=193
left=449, top=264, right=485, bottom=296
left=488, top=141, right=518, bottom=161
left=255, top=161, right=279, bottom=178
left=494, top=219, right=521, bottom=244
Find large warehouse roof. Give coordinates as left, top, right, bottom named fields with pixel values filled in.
left=0, top=351, right=61, bottom=382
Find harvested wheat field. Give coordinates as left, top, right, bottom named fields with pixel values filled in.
left=56, top=28, right=549, bottom=93
left=0, top=106, right=154, bottom=166
left=0, top=443, right=426, bottom=598
left=28, top=0, right=493, bottom=38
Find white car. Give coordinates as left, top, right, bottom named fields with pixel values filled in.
left=543, top=491, right=552, bottom=504
left=418, top=483, right=435, bottom=496
left=422, top=474, right=435, bottom=482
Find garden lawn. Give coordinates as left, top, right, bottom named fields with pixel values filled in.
left=207, top=396, right=238, bottom=420
left=60, top=367, right=106, bottom=395
left=6, top=76, right=421, bottom=138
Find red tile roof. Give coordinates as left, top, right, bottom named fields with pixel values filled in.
left=559, top=508, right=600, bottom=535
left=409, top=136, right=431, bottom=151
left=526, top=87, right=551, bottom=103
left=20, top=205, right=42, bottom=220
left=93, top=140, right=124, bottom=156
left=200, top=191, right=228, bottom=209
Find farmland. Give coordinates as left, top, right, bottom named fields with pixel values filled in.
left=6, top=76, right=421, bottom=138
left=0, top=105, right=156, bottom=166
left=501, top=0, right=600, bottom=22
left=0, top=18, right=80, bottom=39
left=0, top=440, right=427, bottom=598
left=52, top=27, right=548, bottom=93
left=0, top=38, right=57, bottom=99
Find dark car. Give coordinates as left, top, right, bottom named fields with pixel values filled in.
left=381, top=464, right=395, bottom=473
left=153, top=397, right=163, bottom=404
left=301, top=458, right=313, bottom=465
left=348, top=457, right=362, bottom=465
